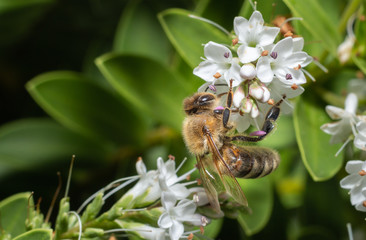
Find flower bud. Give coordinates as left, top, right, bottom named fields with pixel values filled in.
left=240, top=97, right=253, bottom=113
left=249, top=82, right=264, bottom=100
left=240, top=63, right=256, bottom=80
left=233, top=85, right=245, bottom=107
left=251, top=103, right=259, bottom=118
left=260, top=84, right=270, bottom=102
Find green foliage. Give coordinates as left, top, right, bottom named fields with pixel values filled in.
left=13, top=229, right=52, bottom=240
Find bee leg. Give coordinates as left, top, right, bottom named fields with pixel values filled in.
left=229, top=96, right=285, bottom=142
left=222, top=79, right=234, bottom=129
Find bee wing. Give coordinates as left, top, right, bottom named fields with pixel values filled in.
left=197, top=154, right=223, bottom=213
left=204, top=129, right=248, bottom=208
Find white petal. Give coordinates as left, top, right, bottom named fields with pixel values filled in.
left=158, top=212, right=173, bottom=229
left=136, top=159, right=147, bottom=175
left=169, top=184, right=191, bottom=200
left=193, top=60, right=226, bottom=82
left=344, top=93, right=358, bottom=114
left=355, top=201, right=366, bottom=212
left=350, top=186, right=365, bottom=204
left=293, top=37, right=304, bottom=51
left=256, top=56, right=274, bottom=83
left=345, top=160, right=365, bottom=174
left=240, top=63, right=256, bottom=80
left=284, top=52, right=308, bottom=68
left=248, top=11, right=264, bottom=29
left=234, top=16, right=249, bottom=42
left=257, top=26, right=280, bottom=46
left=231, top=113, right=250, bottom=132
left=340, top=174, right=361, bottom=189
left=224, top=61, right=242, bottom=87
left=237, top=45, right=261, bottom=63
left=161, top=191, right=177, bottom=210
left=354, top=133, right=366, bottom=150
left=204, top=41, right=232, bottom=63
left=325, top=105, right=346, bottom=120
left=169, top=220, right=184, bottom=240
left=272, top=37, right=293, bottom=60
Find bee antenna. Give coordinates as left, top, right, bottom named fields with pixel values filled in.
left=45, top=172, right=62, bottom=223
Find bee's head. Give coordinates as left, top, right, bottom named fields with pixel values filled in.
left=183, top=92, right=217, bottom=115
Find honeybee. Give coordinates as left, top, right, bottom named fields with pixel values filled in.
left=182, top=80, right=282, bottom=213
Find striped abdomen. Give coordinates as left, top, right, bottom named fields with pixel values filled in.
left=222, top=144, right=280, bottom=178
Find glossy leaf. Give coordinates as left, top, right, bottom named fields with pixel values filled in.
left=13, top=229, right=52, bottom=240
left=0, top=118, right=107, bottom=178
left=0, top=0, right=55, bottom=47
left=113, top=0, right=172, bottom=66
left=26, top=71, right=147, bottom=147
left=96, top=54, right=191, bottom=130
left=284, top=0, right=341, bottom=57
left=237, top=177, right=273, bottom=236
left=158, top=8, right=230, bottom=68
left=0, top=192, right=31, bottom=237
left=293, top=96, right=343, bottom=181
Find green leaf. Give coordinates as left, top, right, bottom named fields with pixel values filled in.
left=283, top=0, right=341, bottom=57
left=0, top=118, right=107, bottom=178
left=0, top=192, right=31, bottom=237
left=353, top=55, right=366, bottom=75
left=13, top=229, right=52, bottom=240
left=237, top=177, right=273, bottom=236
left=26, top=71, right=147, bottom=147
left=158, top=8, right=230, bottom=68
left=96, top=54, right=191, bottom=130
left=0, top=0, right=55, bottom=48
left=293, top=96, right=343, bottom=181
left=113, top=0, right=172, bottom=66
left=203, top=218, right=223, bottom=239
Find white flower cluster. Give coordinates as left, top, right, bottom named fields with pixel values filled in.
left=119, top=157, right=209, bottom=240
left=321, top=86, right=366, bottom=212
left=340, top=160, right=366, bottom=212
left=194, top=11, right=313, bottom=132
left=321, top=93, right=366, bottom=155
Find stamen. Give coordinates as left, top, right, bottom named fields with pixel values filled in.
left=209, top=84, right=217, bottom=92
left=347, top=223, right=354, bottom=240
left=270, top=51, right=278, bottom=59
left=186, top=175, right=191, bottom=181
left=335, top=137, right=352, bottom=157
left=267, top=99, right=275, bottom=105
left=213, top=72, right=222, bottom=78
left=224, top=52, right=230, bottom=58
left=232, top=38, right=239, bottom=46
left=197, top=178, right=202, bottom=185
left=69, top=211, right=82, bottom=240
left=285, top=73, right=292, bottom=80
left=261, top=50, right=269, bottom=56
left=294, top=64, right=301, bottom=70
left=214, top=106, right=225, bottom=110
left=312, top=58, right=328, bottom=73
left=291, top=84, right=298, bottom=90
left=200, top=226, right=205, bottom=234
left=358, top=170, right=366, bottom=176
left=249, top=130, right=266, bottom=136
left=279, top=17, right=303, bottom=29
left=201, top=216, right=209, bottom=226
left=168, top=154, right=175, bottom=161
left=363, top=201, right=366, bottom=207
left=188, top=233, right=194, bottom=240
left=175, top=157, right=187, bottom=173
left=301, top=69, right=316, bottom=81
left=284, top=31, right=293, bottom=37
left=188, top=15, right=230, bottom=35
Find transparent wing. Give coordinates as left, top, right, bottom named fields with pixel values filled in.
left=197, top=154, right=222, bottom=213
left=204, top=129, right=248, bottom=208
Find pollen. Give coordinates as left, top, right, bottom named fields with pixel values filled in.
left=186, top=174, right=191, bottom=181
left=363, top=201, right=366, bottom=208
left=284, top=31, right=293, bottom=37
left=168, top=154, right=175, bottom=160
left=200, top=226, right=205, bottom=234
left=359, top=170, right=366, bottom=176
left=291, top=84, right=298, bottom=90
left=267, top=98, right=275, bottom=105
left=197, top=178, right=202, bottom=185
left=188, top=233, right=194, bottom=240
left=261, top=50, right=269, bottom=56
left=213, top=72, right=222, bottom=78
left=232, top=38, right=239, bottom=46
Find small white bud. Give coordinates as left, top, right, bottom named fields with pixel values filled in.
left=240, top=63, right=256, bottom=80
left=251, top=103, right=259, bottom=118
left=233, top=85, right=245, bottom=108
left=240, top=98, right=253, bottom=113
left=249, top=82, right=264, bottom=100
left=260, top=84, right=270, bottom=103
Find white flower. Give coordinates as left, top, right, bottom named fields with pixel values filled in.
left=348, top=78, right=366, bottom=100
left=320, top=93, right=358, bottom=144
left=354, top=120, right=366, bottom=151
left=157, top=157, right=194, bottom=200
left=337, top=14, right=356, bottom=64
left=239, top=63, right=256, bottom=79
left=158, top=192, right=204, bottom=240
left=234, top=11, right=280, bottom=63
left=256, top=37, right=310, bottom=85
left=340, top=160, right=366, bottom=212
left=193, top=41, right=241, bottom=87
left=116, top=221, right=166, bottom=240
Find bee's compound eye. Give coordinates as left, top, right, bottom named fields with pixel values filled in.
left=198, top=94, right=215, bottom=105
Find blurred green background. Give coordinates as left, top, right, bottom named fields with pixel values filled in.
left=1, top=0, right=366, bottom=239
